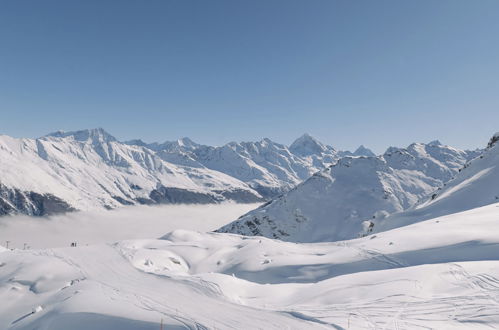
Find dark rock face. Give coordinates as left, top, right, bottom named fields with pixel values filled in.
left=0, top=183, right=261, bottom=217
left=250, top=185, right=285, bottom=200
left=487, top=133, right=499, bottom=149
left=149, top=186, right=220, bottom=204
left=149, top=186, right=264, bottom=205
left=215, top=189, right=265, bottom=203
left=0, top=185, right=75, bottom=216
left=111, top=196, right=135, bottom=206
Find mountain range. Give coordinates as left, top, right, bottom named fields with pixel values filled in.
left=0, top=129, right=375, bottom=216
left=218, top=136, right=486, bottom=242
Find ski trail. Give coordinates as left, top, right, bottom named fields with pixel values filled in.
left=50, top=244, right=328, bottom=329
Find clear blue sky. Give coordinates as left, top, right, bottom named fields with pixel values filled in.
left=1, top=0, right=498, bottom=152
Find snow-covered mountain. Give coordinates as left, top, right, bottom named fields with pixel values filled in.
left=130, top=133, right=374, bottom=198
left=0, top=129, right=263, bottom=216
left=217, top=140, right=483, bottom=242
left=338, top=144, right=377, bottom=157
left=1, top=127, right=478, bottom=221
left=375, top=132, right=499, bottom=232
left=128, top=134, right=337, bottom=198
left=0, top=128, right=380, bottom=216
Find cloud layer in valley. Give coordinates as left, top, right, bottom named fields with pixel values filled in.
left=0, top=203, right=259, bottom=249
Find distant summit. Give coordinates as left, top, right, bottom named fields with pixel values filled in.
left=353, top=145, right=376, bottom=157
left=45, top=128, right=117, bottom=143
left=428, top=140, right=442, bottom=146
left=289, top=133, right=327, bottom=156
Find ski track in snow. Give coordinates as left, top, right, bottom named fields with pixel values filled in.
left=3, top=203, right=499, bottom=329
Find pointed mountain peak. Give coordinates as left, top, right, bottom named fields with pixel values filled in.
left=45, top=128, right=117, bottom=143
left=257, top=137, right=282, bottom=148
left=428, top=140, right=442, bottom=146
left=289, top=133, right=326, bottom=156
left=177, top=137, right=198, bottom=148
left=353, top=145, right=376, bottom=157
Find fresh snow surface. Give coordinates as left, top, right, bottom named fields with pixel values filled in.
left=2, top=203, right=499, bottom=329
left=0, top=203, right=260, bottom=249
left=218, top=141, right=480, bottom=242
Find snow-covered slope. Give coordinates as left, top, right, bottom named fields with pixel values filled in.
left=2, top=202, right=499, bottom=329
left=0, top=129, right=263, bottom=215
left=218, top=141, right=482, bottom=242
left=376, top=133, right=499, bottom=232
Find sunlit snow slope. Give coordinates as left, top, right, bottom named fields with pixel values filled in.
left=0, top=129, right=263, bottom=215
left=218, top=140, right=481, bottom=242
left=2, top=203, right=499, bottom=329
left=376, top=132, right=499, bottom=232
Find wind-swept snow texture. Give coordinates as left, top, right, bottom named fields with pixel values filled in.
left=2, top=203, right=499, bottom=329
left=218, top=140, right=482, bottom=242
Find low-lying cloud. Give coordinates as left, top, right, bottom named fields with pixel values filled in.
left=0, top=203, right=260, bottom=249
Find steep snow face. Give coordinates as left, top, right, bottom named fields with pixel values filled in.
left=377, top=135, right=499, bottom=232
left=0, top=130, right=263, bottom=215
left=218, top=141, right=481, bottom=242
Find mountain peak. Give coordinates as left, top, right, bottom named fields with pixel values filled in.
left=176, top=137, right=198, bottom=148
left=428, top=140, right=442, bottom=146
left=289, top=133, right=326, bottom=156
left=124, top=139, right=149, bottom=147
left=45, top=128, right=117, bottom=143
left=353, top=145, right=376, bottom=157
